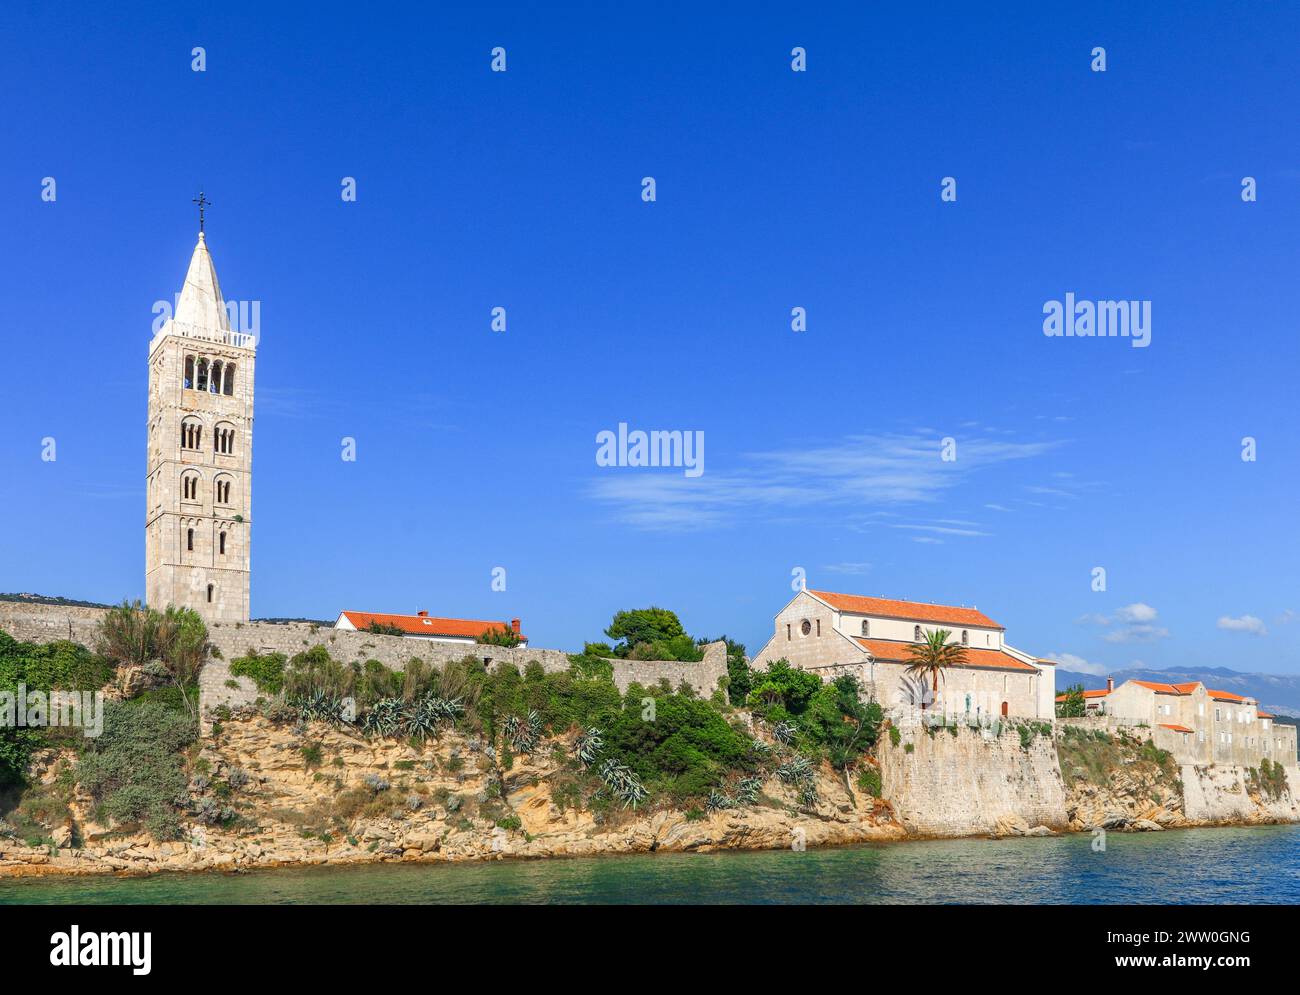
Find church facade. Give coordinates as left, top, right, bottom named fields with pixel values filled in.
left=749, top=589, right=1057, bottom=721
left=144, top=230, right=255, bottom=623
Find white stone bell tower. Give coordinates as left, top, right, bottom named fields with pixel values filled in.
left=145, top=213, right=255, bottom=623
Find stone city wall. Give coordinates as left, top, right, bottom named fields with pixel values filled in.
left=879, top=720, right=1069, bottom=837
left=0, top=602, right=728, bottom=731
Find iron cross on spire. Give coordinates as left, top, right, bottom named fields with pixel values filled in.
left=192, top=190, right=211, bottom=233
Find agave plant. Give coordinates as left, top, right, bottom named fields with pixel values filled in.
left=776, top=756, right=815, bottom=785
left=362, top=697, right=404, bottom=737
left=597, top=757, right=647, bottom=809
left=735, top=776, right=763, bottom=806
left=798, top=783, right=819, bottom=808
left=772, top=721, right=798, bottom=745
left=401, top=693, right=463, bottom=741
left=575, top=727, right=604, bottom=768
left=750, top=737, right=773, bottom=758
left=705, top=789, right=734, bottom=812
left=505, top=710, right=542, bottom=754
left=292, top=690, right=348, bottom=726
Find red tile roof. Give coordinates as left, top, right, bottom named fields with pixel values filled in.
left=1158, top=723, right=1194, bottom=734
left=1258, top=711, right=1274, bottom=719
left=1055, top=689, right=1111, bottom=701
left=1208, top=689, right=1248, bottom=703
left=812, top=591, right=1002, bottom=629
left=338, top=611, right=525, bottom=641
left=853, top=637, right=1036, bottom=672
left=1129, top=680, right=1208, bottom=696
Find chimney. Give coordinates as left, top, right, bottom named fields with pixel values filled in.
left=1106, top=676, right=1114, bottom=693
left=511, top=618, right=521, bottom=634
left=417, top=610, right=428, bottom=617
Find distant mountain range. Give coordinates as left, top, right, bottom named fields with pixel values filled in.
left=1057, top=665, right=1300, bottom=721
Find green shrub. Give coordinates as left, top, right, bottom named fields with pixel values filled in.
left=229, top=651, right=286, bottom=695
left=75, top=700, right=196, bottom=840
left=856, top=767, right=882, bottom=797
left=889, top=726, right=901, bottom=747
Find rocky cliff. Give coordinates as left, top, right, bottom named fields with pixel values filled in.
left=0, top=715, right=902, bottom=877
left=1058, top=724, right=1300, bottom=831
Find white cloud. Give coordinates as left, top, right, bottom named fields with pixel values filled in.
left=1217, top=615, right=1267, bottom=636
left=1042, top=652, right=1109, bottom=676
left=1116, top=602, right=1158, bottom=623
left=1079, top=602, right=1169, bottom=643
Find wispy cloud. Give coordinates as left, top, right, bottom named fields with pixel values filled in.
left=587, top=430, right=1060, bottom=531
left=822, top=561, right=872, bottom=575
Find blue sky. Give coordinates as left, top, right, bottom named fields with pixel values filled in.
left=1, top=2, right=1297, bottom=673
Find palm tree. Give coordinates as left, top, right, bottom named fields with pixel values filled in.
left=903, top=628, right=968, bottom=713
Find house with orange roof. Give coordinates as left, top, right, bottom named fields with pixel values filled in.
left=749, top=588, right=1056, bottom=720
left=1056, top=677, right=1297, bottom=765
left=333, top=609, right=527, bottom=647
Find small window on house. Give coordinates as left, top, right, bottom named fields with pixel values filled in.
left=786, top=624, right=791, bottom=641
left=186, top=528, right=194, bottom=551
left=800, top=619, right=811, bottom=636
left=861, top=620, right=869, bottom=636
left=961, top=630, right=968, bottom=645
left=914, top=625, right=922, bottom=641
left=815, top=619, right=821, bottom=636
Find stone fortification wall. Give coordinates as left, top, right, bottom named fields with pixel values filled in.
left=879, top=721, right=1069, bottom=837
left=0, top=602, right=728, bottom=730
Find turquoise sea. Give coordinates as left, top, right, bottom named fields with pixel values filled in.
left=2, top=825, right=1297, bottom=904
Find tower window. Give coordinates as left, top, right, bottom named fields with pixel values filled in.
left=181, top=419, right=203, bottom=450
left=206, top=583, right=214, bottom=604
left=219, top=531, right=226, bottom=555
left=184, top=355, right=195, bottom=389
left=187, top=528, right=194, bottom=552
left=215, top=425, right=236, bottom=455
left=210, top=360, right=223, bottom=394
left=224, top=363, right=235, bottom=395
left=196, top=359, right=209, bottom=392
left=182, top=474, right=199, bottom=501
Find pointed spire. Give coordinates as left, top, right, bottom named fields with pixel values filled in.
left=173, top=231, right=230, bottom=333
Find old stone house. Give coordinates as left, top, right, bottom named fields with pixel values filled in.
left=1058, top=678, right=1299, bottom=765
left=749, top=589, right=1056, bottom=721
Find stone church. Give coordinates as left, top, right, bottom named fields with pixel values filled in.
left=144, top=227, right=255, bottom=622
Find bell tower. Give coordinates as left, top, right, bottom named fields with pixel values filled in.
left=145, top=211, right=255, bottom=623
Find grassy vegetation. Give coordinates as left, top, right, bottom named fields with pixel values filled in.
left=1056, top=724, right=1176, bottom=788
left=1248, top=758, right=1289, bottom=801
